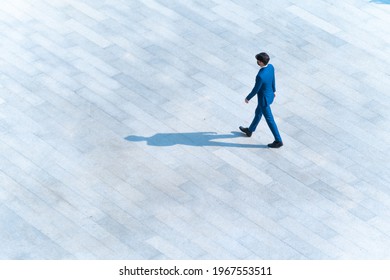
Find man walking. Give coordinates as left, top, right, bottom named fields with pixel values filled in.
left=239, top=52, right=283, bottom=148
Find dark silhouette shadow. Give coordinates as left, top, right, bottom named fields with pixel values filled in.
left=370, top=0, right=390, bottom=3
left=125, top=131, right=268, bottom=148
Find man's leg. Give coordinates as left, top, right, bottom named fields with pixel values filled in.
left=262, top=105, right=282, bottom=142
left=249, top=106, right=263, bottom=132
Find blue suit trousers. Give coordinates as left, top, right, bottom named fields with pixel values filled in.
left=249, top=104, right=282, bottom=142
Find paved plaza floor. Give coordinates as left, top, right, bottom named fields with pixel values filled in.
left=0, top=0, right=389, bottom=259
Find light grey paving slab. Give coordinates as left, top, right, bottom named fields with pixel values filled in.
left=279, top=216, right=344, bottom=259
left=287, top=5, right=341, bottom=34
left=146, top=236, right=190, bottom=259
left=271, top=199, right=338, bottom=241
left=144, top=214, right=207, bottom=259
left=213, top=149, right=273, bottom=185
left=0, top=200, right=74, bottom=259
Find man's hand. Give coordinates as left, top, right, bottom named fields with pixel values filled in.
left=245, top=98, right=249, bottom=104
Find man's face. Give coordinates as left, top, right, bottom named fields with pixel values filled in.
left=257, top=60, right=264, bottom=67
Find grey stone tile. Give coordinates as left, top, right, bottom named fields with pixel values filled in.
left=279, top=216, right=344, bottom=258
left=0, top=204, right=74, bottom=259
left=239, top=232, right=306, bottom=259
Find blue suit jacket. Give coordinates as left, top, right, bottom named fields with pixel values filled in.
left=246, top=64, right=276, bottom=107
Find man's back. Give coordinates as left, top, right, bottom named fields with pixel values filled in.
left=257, top=64, right=276, bottom=106
left=258, top=64, right=275, bottom=95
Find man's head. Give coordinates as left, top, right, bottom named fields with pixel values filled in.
left=255, top=52, right=270, bottom=67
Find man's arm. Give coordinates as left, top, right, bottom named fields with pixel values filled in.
left=272, top=75, right=276, bottom=93
left=245, top=75, right=262, bottom=102
left=272, top=70, right=276, bottom=97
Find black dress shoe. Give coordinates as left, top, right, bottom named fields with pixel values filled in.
left=239, top=126, right=252, bottom=137
left=268, top=141, right=283, bottom=148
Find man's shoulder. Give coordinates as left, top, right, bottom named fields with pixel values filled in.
left=259, top=64, right=274, bottom=74
left=265, top=64, right=275, bottom=74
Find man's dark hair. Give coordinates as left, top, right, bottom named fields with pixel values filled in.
left=255, top=52, right=270, bottom=65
